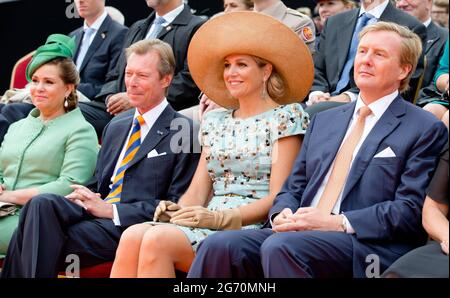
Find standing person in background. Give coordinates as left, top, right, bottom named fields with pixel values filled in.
left=252, top=0, right=316, bottom=54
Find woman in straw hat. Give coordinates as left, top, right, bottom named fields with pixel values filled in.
left=0, top=34, right=98, bottom=258
left=110, top=11, right=314, bottom=277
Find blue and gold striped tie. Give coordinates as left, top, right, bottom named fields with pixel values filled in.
left=105, top=115, right=145, bottom=204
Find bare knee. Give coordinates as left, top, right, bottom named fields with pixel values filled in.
left=119, top=223, right=152, bottom=248
left=423, top=104, right=447, bottom=119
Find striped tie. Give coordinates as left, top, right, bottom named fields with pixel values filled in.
left=105, top=115, right=145, bottom=204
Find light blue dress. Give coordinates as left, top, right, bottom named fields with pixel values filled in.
left=177, top=104, right=309, bottom=251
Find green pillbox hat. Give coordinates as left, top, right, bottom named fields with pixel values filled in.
left=26, top=33, right=76, bottom=82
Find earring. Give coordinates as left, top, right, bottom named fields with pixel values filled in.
left=261, top=80, right=268, bottom=100
left=64, top=96, right=69, bottom=108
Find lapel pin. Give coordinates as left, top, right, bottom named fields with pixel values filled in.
left=166, top=26, right=172, bottom=31
left=157, top=130, right=164, bottom=135
left=101, top=32, right=106, bottom=39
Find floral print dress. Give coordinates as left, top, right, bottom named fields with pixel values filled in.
left=176, top=104, right=309, bottom=251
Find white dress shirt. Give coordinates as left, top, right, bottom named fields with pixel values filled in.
left=110, top=99, right=168, bottom=225
left=145, top=4, right=184, bottom=39
left=309, top=90, right=398, bottom=233
left=82, top=10, right=108, bottom=45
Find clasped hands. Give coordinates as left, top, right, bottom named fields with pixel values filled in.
left=65, top=184, right=113, bottom=219
left=272, top=207, right=343, bottom=232
left=153, top=200, right=241, bottom=230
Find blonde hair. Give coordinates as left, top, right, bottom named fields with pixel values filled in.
left=359, top=22, right=422, bottom=93
left=252, top=56, right=285, bottom=101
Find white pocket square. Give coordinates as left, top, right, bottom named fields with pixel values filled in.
left=374, top=147, right=396, bottom=158
left=147, top=149, right=167, bottom=158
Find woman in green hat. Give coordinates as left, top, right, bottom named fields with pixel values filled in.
left=0, top=34, right=99, bottom=258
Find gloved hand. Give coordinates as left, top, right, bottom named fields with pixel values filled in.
left=153, top=200, right=182, bottom=222
left=170, top=206, right=241, bottom=230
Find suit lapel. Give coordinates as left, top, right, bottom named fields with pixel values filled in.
left=424, top=22, right=439, bottom=54
left=157, top=5, right=191, bottom=39
left=126, top=105, right=175, bottom=169
left=102, top=111, right=134, bottom=181
left=79, top=15, right=112, bottom=73
left=302, top=103, right=356, bottom=207
left=341, top=96, right=404, bottom=201
left=337, top=10, right=359, bottom=72
left=73, top=28, right=84, bottom=60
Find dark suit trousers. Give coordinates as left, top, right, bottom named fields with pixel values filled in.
left=188, top=228, right=403, bottom=278
left=1, top=194, right=122, bottom=278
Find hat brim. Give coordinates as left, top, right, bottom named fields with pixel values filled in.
left=188, top=11, right=314, bottom=109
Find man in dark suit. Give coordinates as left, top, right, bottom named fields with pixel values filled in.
left=187, top=22, right=448, bottom=278
left=396, top=0, right=449, bottom=106
left=82, top=0, right=205, bottom=138
left=70, top=0, right=128, bottom=100
left=0, top=39, right=200, bottom=278
left=305, top=0, right=427, bottom=116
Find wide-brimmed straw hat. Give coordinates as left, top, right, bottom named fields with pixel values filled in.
left=187, top=11, right=314, bottom=109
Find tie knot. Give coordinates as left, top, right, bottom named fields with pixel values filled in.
left=358, top=106, right=372, bottom=119
left=360, top=13, right=374, bottom=24
left=154, top=16, right=166, bottom=25
left=134, top=115, right=145, bottom=126
left=84, top=27, right=95, bottom=37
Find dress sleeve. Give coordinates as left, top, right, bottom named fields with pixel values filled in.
left=270, top=103, right=310, bottom=143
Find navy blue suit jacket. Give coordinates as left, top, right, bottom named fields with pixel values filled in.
left=70, top=15, right=128, bottom=100
left=270, top=96, right=447, bottom=274
left=87, top=105, right=199, bottom=228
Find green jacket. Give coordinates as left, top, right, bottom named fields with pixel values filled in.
left=0, top=107, right=98, bottom=195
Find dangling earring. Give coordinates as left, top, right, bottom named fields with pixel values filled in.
left=64, top=96, right=69, bottom=108
left=261, top=80, right=268, bottom=100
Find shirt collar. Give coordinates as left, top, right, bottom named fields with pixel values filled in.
left=359, top=0, right=389, bottom=19
left=133, top=98, right=168, bottom=127
left=423, top=18, right=432, bottom=27
left=355, top=90, right=398, bottom=120
left=83, top=10, right=108, bottom=31
left=155, top=4, right=184, bottom=25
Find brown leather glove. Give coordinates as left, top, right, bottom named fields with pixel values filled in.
left=153, top=200, right=181, bottom=222
left=170, top=206, right=242, bottom=230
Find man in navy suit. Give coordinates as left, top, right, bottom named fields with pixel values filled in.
left=1, top=39, right=199, bottom=278
left=70, top=0, right=128, bottom=100
left=187, top=22, right=448, bottom=278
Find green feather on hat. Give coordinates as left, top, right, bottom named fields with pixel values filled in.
left=26, top=33, right=76, bottom=82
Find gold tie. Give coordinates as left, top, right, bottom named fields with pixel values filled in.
left=317, top=106, right=372, bottom=214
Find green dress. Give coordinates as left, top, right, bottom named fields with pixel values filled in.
left=0, top=108, right=98, bottom=257
left=176, top=104, right=309, bottom=251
